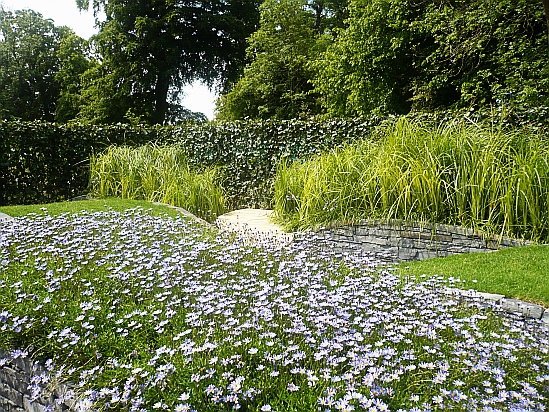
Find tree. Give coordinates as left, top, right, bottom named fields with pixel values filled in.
left=312, top=0, right=424, bottom=117
left=55, top=31, right=94, bottom=122
left=313, top=0, right=548, bottom=117
left=75, top=0, right=261, bottom=125
left=216, top=0, right=345, bottom=120
left=0, top=8, right=91, bottom=122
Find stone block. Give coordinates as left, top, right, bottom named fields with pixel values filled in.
left=541, top=309, right=549, bottom=328
left=500, top=299, right=545, bottom=319
left=23, top=395, right=46, bottom=412
left=359, top=236, right=390, bottom=247
left=400, top=230, right=422, bottom=240
left=476, top=292, right=505, bottom=303
left=354, top=226, right=372, bottom=237
left=397, top=248, right=419, bottom=261
left=0, top=212, right=14, bottom=221
left=0, top=383, right=24, bottom=407
left=1, top=367, right=26, bottom=392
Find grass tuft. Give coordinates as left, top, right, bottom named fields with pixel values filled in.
left=274, top=118, right=549, bottom=242
left=88, top=144, right=227, bottom=222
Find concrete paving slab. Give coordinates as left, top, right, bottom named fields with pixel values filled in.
left=0, top=212, right=14, bottom=221
left=215, top=208, right=293, bottom=247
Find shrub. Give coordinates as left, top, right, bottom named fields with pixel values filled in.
left=88, top=144, right=226, bottom=222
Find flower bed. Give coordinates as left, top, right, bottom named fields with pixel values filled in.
left=0, top=209, right=548, bottom=411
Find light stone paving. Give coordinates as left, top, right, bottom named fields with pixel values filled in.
left=0, top=212, right=15, bottom=221
left=214, top=208, right=294, bottom=247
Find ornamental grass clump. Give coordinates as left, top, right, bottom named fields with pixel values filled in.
left=0, top=209, right=548, bottom=411
left=88, top=144, right=226, bottom=221
left=274, top=118, right=549, bottom=242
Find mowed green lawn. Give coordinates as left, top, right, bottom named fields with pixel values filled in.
left=397, top=244, right=549, bottom=307
left=0, top=198, right=183, bottom=218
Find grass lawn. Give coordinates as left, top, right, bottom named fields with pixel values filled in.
left=396, top=245, right=549, bottom=307
left=0, top=199, right=548, bottom=411
left=0, top=198, right=185, bottom=218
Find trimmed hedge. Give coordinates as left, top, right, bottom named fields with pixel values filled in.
left=165, top=118, right=382, bottom=208
left=0, top=118, right=382, bottom=208
left=0, top=121, right=164, bottom=206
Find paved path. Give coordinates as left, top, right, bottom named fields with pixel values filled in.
left=214, top=208, right=294, bottom=247
left=0, top=212, right=14, bottom=221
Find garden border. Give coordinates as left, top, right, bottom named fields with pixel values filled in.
left=314, top=219, right=531, bottom=263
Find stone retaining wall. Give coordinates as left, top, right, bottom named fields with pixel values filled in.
left=315, top=219, right=530, bottom=263
left=0, top=349, right=74, bottom=412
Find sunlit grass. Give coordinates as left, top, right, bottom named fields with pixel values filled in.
left=395, top=245, right=549, bottom=307
left=274, top=118, right=549, bottom=242
left=88, top=143, right=227, bottom=222
left=0, top=202, right=548, bottom=411
left=0, top=198, right=183, bottom=218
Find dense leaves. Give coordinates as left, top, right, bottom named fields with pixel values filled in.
left=0, top=121, right=160, bottom=206
left=313, top=0, right=549, bottom=117
left=0, top=8, right=91, bottom=122
left=216, top=0, right=338, bottom=120
left=75, top=0, right=261, bottom=125
left=0, top=118, right=381, bottom=207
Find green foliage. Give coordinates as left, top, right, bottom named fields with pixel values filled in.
left=0, top=120, right=163, bottom=206
left=75, top=0, right=261, bottom=125
left=88, top=144, right=226, bottom=221
left=274, top=118, right=549, bottom=242
left=0, top=8, right=90, bottom=122
left=165, top=117, right=382, bottom=208
left=313, top=0, right=422, bottom=117
left=217, top=0, right=324, bottom=120
left=414, top=0, right=548, bottom=111
left=0, top=198, right=185, bottom=218
left=55, top=32, right=95, bottom=122
left=216, top=0, right=352, bottom=121
left=0, top=117, right=380, bottom=208
left=313, top=0, right=549, bottom=117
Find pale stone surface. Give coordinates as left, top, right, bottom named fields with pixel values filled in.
left=542, top=310, right=549, bottom=327
left=476, top=292, right=505, bottom=302
left=215, top=208, right=293, bottom=247
left=0, top=212, right=14, bottom=221
left=500, top=299, right=545, bottom=319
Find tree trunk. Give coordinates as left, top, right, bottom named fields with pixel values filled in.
left=153, top=71, right=170, bottom=125
left=543, top=0, right=549, bottom=50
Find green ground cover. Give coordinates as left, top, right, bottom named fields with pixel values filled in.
left=397, top=245, right=549, bottom=307
left=0, top=200, right=548, bottom=411
left=0, top=198, right=183, bottom=218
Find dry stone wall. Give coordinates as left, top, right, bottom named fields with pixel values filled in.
left=314, top=219, right=530, bottom=263
left=0, top=349, right=74, bottom=412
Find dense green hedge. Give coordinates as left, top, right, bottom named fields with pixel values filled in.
left=0, top=118, right=382, bottom=208
left=0, top=121, right=164, bottom=206
left=1, top=108, right=546, bottom=208
left=165, top=117, right=383, bottom=207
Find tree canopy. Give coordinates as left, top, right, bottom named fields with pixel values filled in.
left=1, top=0, right=547, bottom=124
left=219, top=0, right=548, bottom=119
left=216, top=0, right=350, bottom=120
left=0, top=8, right=91, bottom=122
left=75, top=0, right=261, bottom=125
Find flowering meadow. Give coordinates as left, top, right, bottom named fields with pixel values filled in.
left=0, top=207, right=548, bottom=411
